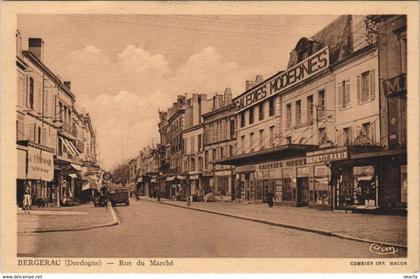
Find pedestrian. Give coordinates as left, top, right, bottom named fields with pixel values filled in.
left=23, top=190, right=32, bottom=214
left=266, top=190, right=274, bottom=208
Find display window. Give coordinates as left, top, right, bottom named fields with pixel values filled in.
left=314, top=166, right=331, bottom=205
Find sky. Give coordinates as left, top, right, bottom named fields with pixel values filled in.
left=18, top=14, right=339, bottom=170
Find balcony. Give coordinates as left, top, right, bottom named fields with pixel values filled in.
left=61, top=122, right=77, bottom=138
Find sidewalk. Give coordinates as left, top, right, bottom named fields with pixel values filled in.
left=17, top=203, right=119, bottom=233
left=151, top=198, right=407, bottom=247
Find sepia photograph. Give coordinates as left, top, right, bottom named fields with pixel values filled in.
left=1, top=0, right=419, bottom=274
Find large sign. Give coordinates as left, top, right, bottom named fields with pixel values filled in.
left=257, top=157, right=307, bottom=171
left=234, top=47, right=330, bottom=112
left=27, top=147, right=54, bottom=181
left=306, top=147, right=348, bottom=164
left=382, top=73, right=406, bottom=97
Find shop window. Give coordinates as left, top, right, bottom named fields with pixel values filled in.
left=314, top=166, right=331, bottom=205
left=353, top=166, right=377, bottom=206
left=282, top=178, right=295, bottom=202
left=258, top=103, right=264, bottom=121
left=269, top=98, right=275, bottom=116
left=286, top=103, right=292, bottom=128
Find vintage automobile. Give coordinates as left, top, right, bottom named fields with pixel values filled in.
left=108, top=185, right=130, bottom=206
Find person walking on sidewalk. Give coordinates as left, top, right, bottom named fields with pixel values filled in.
left=266, top=190, right=274, bottom=208
left=23, top=190, right=32, bottom=214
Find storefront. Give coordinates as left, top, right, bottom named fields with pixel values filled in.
left=213, top=169, right=233, bottom=201
left=188, top=171, right=202, bottom=201
left=331, top=146, right=407, bottom=212
left=20, top=145, right=55, bottom=207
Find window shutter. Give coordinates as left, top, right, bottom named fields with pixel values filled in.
left=26, top=75, right=30, bottom=107
left=36, top=83, right=42, bottom=113
left=345, top=81, right=351, bottom=105
left=28, top=123, right=35, bottom=142
left=357, top=75, right=361, bottom=104
left=44, top=89, right=49, bottom=117
left=42, top=127, right=47, bottom=146
left=370, top=69, right=375, bottom=100
left=337, top=83, right=342, bottom=108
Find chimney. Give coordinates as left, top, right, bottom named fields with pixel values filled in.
left=28, top=38, right=44, bottom=61
left=255, top=75, right=264, bottom=85
left=246, top=80, right=255, bottom=91
left=63, top=81, right=71, bottom=90
left=224, top=88, right=232, bottom=104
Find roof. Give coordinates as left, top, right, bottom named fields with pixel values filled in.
left=211, top=144, right=317, bottom=166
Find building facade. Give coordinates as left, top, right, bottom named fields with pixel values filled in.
left=202, top=89, right=236, bottom=201
left=16, top=32, right=99, bottom=207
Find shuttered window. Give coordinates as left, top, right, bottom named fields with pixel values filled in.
left=357, top=69, right=375, bottom=104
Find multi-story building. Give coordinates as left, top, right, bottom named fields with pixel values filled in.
left=16, top=32, right=98, bottom=207
left=215, top=15, right=402, bottom=212
left=182, top=93, right=210, bottom=200
left=203, top=88, right=236, bottom=201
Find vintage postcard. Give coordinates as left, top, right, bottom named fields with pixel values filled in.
left=0, top=0, right=419, bottom=274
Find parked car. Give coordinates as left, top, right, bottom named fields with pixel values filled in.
left=109, top=187, right=130, bottom=206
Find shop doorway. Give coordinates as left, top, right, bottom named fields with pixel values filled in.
left=296, top=177, right=309, bottom=206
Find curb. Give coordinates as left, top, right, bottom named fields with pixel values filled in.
left=19, top=206, right=120, bottom=234
left=155, top=200, right=407, bottom=249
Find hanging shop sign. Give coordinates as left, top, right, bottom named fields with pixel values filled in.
left=257, top=157, right=307, bottom=171
left=236, top=165, right=256, bottom=173
left=234, top=47, right=330, bottom=112
left=27, top=146, right=54, bottom=181
left=306, top=147, right=348, bottom=164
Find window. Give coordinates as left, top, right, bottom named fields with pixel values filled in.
left=198, top=135, right=202, bottom=151
left=249, top=107, right=254, bottom=124
left=318, top=128, right=327, bottom=145
left=258, top=103, right=264, bottom=121
left=295, top=100, right=302, bottom=125
left=28, top=77, right=34, bottom=109
left=318, top=89, right=326, bottom=117
left=269, top=126, right=275, bottom=147
left=240, top=112, right=245, bottom=128
left=286, top=136, right=292, bottom=144
left=250, top=132, right=254, bottom=151
left=343, top=127, right=351, bottom=145
left=307, top=95, right=314, bottom=122
left=205, top=150, right=209, bottom=169
left=357, top=71, right=375, bottom=103
left=212, top=149, right=217, bottom=161
left=241, top=135, right=245, bottom=153
left=286, top=103, right=292, bottom=128
left=230, top=119, right=235, bottom=139
left=269, top=98, right=275, bottom=116
left=229, top=145, right=233, bottom=156
left=338, top=80, right=351, bottom=108
left=37, top=127, right=41, bottom=144
left=259, top=129, right=264, bottom=149
left=362, top=122, right=371, bottom=141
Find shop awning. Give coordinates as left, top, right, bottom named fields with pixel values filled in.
left=189, top=175, right=199, bottom=180
left=61, top=137, right=77, bottom=157
left=137, top=177, right=143, bottom=183
left=67, top=140, right=80, bottom=156
left=211, top=144, right=317, bottom=166
left=68, top=174, right=77, bottom=178
left=151, top=178, right=157, bottom=183
left=71, top=163, right=82, bottom=171
left=176, top=175, right=186, bottom=180
left=82, top=181, right=98, bottom=191
left=166, top=176, right=175, bottom=181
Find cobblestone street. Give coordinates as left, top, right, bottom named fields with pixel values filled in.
left=17, top=198, right=407, bottom=258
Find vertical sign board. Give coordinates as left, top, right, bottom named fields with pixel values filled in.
left=382, top=74, right=407, bottom=148
left=27, top=146, right=54, bottom=181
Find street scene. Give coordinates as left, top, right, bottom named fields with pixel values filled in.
left=15, top=14, right=407, bottom=258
